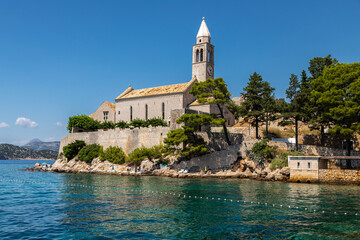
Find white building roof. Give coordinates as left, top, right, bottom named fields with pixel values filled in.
left=196, top=17, right=211, bottom=38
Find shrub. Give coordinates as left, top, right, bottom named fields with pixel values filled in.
left=270, top=150, right=304, bottom=170
left=249, top=138, right=277, bottom=162
left=147, top=145, right=166, bottom=160
left=127, top=146, right=149, bottom=166
left=67, top=115, right=101, bottom=133
left=100, top=121, right=116, bottom=129
left=63, top=140, right=86, bottom=160
left=100, top=146, right=126, bottom=164
left=146, top=117, right=168, bottom=127
left=78, top=144, right=103, bottom=163
left=130, top=118, right=148, bottom=128
left=116, top=120, right=129, bottom=129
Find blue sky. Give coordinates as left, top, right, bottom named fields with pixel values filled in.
left=0, top=0, right=360, bottom=145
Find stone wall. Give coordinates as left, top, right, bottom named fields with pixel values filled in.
left=269, top=141, right=360, bottom=156
left=173, top=144, right=240, bottom=172
left=59, top=127, right=171, bottom=155
left=318, top=169, right=360, bottom=184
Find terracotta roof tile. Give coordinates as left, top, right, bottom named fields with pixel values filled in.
left=116, top=78, right=196, bottom=100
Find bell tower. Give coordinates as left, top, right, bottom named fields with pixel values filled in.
left=192, top=17, right=214, bottom=82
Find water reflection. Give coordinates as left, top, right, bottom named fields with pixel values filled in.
left=55, top=174, right=360, bottom=239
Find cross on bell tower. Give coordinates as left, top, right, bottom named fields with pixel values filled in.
left=192, top=17, right=214, bottom=82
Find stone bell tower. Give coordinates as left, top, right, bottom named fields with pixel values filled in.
left=192, top=17, right=214, bottom=82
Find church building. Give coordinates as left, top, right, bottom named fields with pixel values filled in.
left=90, top=18, right=235, bottom=127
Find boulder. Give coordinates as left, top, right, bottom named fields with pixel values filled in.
left=280, top=167, right=290, bottom=176
left=140, top=160, right=154, bottom=172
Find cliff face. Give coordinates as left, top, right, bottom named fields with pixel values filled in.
left=0, top=144, right=58, bottom=160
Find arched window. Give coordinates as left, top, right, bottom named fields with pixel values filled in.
left=208, top=51, right=210, bottom=62
left=130, top=106, right=133, bottom=121
left=145, top=104, right=148, bottom=120
left=200, top=49, right=204, bottom=61
left=162, top=102, right=165, bottom=120
left=196, top=50, right=200, bottom=62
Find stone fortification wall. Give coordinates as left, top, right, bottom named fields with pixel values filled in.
left=318, top=169, right=360, bottom=184
left=59, top=127, right=171, bottom=155
left=269, top=141, right=360, bottom=156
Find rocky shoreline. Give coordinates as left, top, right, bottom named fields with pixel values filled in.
left=28, top=157, right=290, bottom=181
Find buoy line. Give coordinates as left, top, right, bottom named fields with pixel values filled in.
left=1, top=178, right=358, bottom=217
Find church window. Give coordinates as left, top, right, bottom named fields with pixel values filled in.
left=130, top=106, right=133, bottom=121
left=208, top=51, right=210, bottom=62
left=162, top=102, right=165, bottom=120
left=199, top=39, right=201, bottom=43
left=145, top=104, right=148, bottom=120
left=118, top=111, right=120, bottom=115
left=103, top=111, right=109, bottom=121
left=200, top=49, right=204, bottom=61
left=196, top=50, right=200, bottom=62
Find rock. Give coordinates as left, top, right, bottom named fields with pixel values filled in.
left=280, top=167, right=290, bottom=176
left=274, top=173, right=285, bottom=181
left=140, top=160, right=154, bottom=172
left=265, top=173, right=275, bottom=181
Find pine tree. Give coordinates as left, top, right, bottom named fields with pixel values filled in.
left=240, top=72, right=275, bottom=139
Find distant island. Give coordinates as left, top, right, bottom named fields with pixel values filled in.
left=22, top=138, right=60, bottom=152
left=0, top=139, right=59, bottom=160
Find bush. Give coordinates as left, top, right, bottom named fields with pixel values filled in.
left=146, top=117, right=168, bottom=127
left=130, top=118, right=148, bottom=128
left=147, top=145, right=166, bottom=160
left=249, top=138, right=277, bottom=162
left=78, top=144, right=103, bottom=163
left=100, top=121, right=116, bottom=129
left=270, top=151, right=304, bottom=170
left=63, top=140, right=86, bottom=160
left=100, top=146, right=126, bottom=164
left=127, top=146, right=149, bottom=166
left=67, top=115, right=101, bottom=133
left=116, top=120, right=129, bottom=129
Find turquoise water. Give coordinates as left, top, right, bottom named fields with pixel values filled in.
left=0, top=160, right=360, bottom=239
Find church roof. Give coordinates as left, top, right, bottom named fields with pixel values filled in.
left=196, top=17, right=211, bottom=38
left=104, top=101, right=116, bottom=111
left=116, top=78, right=197, bottom=100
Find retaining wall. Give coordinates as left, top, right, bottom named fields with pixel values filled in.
left=59, top=127, right=171, bottom=155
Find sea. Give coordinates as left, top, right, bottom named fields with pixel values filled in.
left=0, top=160, right=359, bottom=239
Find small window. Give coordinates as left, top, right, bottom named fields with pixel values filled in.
left=103, top=111, right=109, bottom=120
left=162, top=102, right=165, bottom=120
left=227, top=119, right=230, bottom=125
left=297, top=162, right=300, bottom=168
left=199, top=39, right=201, bottom=43
left=118, top=111, right=120, bottom=115
left=308, top=162, right=311, bottom=169
left=145, top=104, right=148, bottom=120
left=130, top=106, right=133, bottom=121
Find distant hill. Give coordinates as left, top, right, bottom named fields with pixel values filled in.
left=0, top=144, right=58, bottom=160
left=22, top=139, right=60, bottom=152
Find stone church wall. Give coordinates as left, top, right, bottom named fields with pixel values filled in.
left=58, top=127, right=171, bottom=155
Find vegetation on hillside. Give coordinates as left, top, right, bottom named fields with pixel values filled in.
left=0, top=144, right=58, bottom=160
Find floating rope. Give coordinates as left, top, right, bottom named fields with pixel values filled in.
left=0, top=179, right=358, bottom=217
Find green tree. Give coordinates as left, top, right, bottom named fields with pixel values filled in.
left=225, top=100, right=242, bottom=121
left=308, top=55, right=338, bottom=145
left=281, top=72, right=312, bottom=151
left=240, top=72, right=275, bottom=139
left=67, top=115, right=101, bottom=133
left=163, top=114, right=223, bottom=158
left=190, top=77, right=232, bottom=145
left=312, top=62, right=360, bottom=159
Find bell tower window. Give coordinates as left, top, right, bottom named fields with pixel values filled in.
left=196, top=50, right=200, bottom=62
left=200, top=49, right=204, bottom=61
